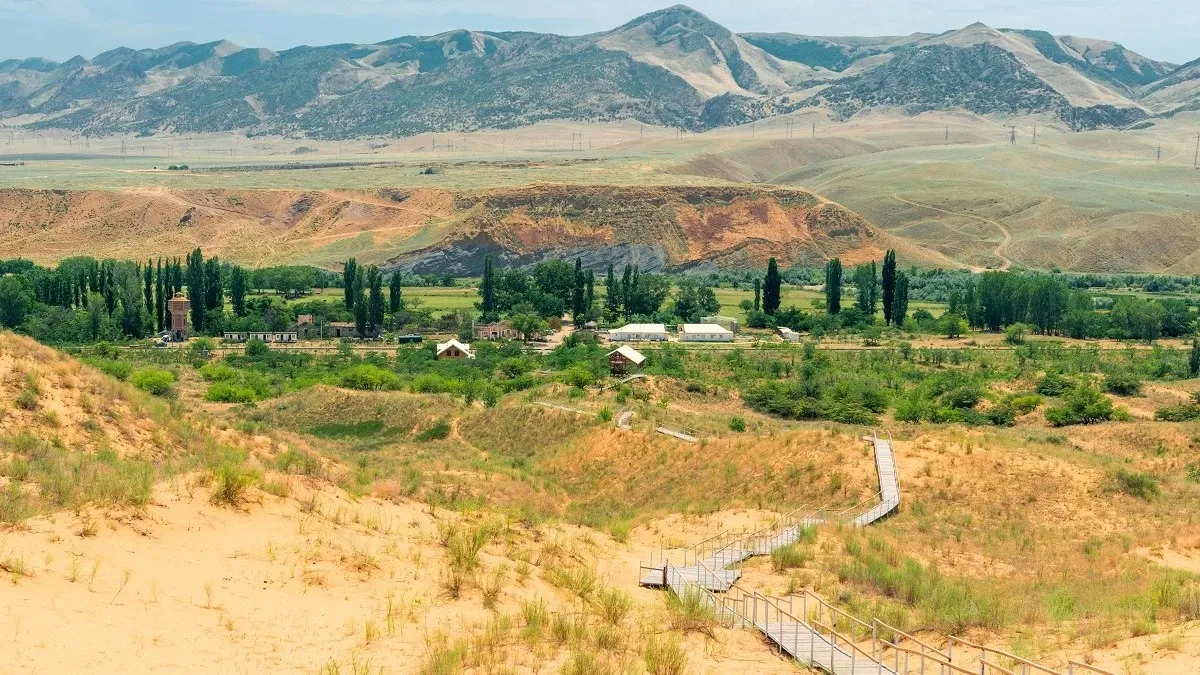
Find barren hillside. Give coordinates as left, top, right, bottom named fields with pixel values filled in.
left=0, top=184, right=883, bottom=272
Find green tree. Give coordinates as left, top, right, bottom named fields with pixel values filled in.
left=343, top=258, right=358, bottom=310
left=753, top=278, right=761, bottom=312
left=763, top=258, right=781, bottom=316
left=604, top=264, right=620, bottom=320
left=1190, top=338, right=1200, bottom=379
left=230, top=266, right=247, bottom=317
left=824, top=258, right=842, bottom=315
left=510, top=312, right=547, bottom=341
left=480, top=254, right=497, bottom=315
left=155, top=259, right=165, bottom=331
left=143, top=261, right=154, bottom=320
left=186, top=248, right=205, bottom=331
left=0, top=276, right=33, bottom=327
left=571, top=257, right=586, bottom=321
left=881, top=250, right=896, bottom=326
left=367, top=266, right=384, bottom=331
left=854, top=262, right=877, bottom=317
left=389, top=271, right=403, bottom=315
left=891, top=271, right=909, bottom=327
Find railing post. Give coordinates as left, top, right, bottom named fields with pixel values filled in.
left=872, top=620, right=877, bottom=661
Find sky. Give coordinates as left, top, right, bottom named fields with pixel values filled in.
left=0, top=0, right=1195, bottom=64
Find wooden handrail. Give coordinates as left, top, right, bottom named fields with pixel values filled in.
left=799, top=589, right=873, bottom=633
left=1067, top=662, right=1118, bottom=675
left=873, top=618, right=946, bottom=658
left=948, top=636, right=1065, bottom=675
left=880, top=640, right=980, bottom=675
left=811, top=620, right=883, bottom=664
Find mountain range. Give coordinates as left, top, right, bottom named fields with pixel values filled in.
left=0, top=5, right=1196, bottom=139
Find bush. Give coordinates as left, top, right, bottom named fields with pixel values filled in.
left=1045, top=385, right=1113, bottom=426
left=1102, top=369, right=1143, bottom=396
left=1155, top=404, right=1200, bottom=422
left=90, top=359, right=132, bottom=380
left=1003, top=323, right=1028, bottom=345
left=770, top=544, right=811, bottom=571
left=1004, top=394, right=1043, bottom=414
left=245, top=338, right=269, bottom=357
left=416, top=420, right=451, bottom=442
left=339, top=364, right=400, bottom=391
left=729, top=417, right=746, bottom=432
left=131, top=368, right=176, bottom=396
left=942, top=386, right=981, bottom=410
left=1114, top=470, right=1159, bottom=501
left=205, top=383, right=260, bottom=403
left=210, top=462, right=257, bottom=506
left=1036, top=372, right=1071, bottom=396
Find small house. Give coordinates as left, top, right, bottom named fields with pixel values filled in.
left=679, top=323, right=735, bottom=342
left=292, top=314, right=317, bottom=339
left=607, top=345, right=646, bottom=375
left=436, top=338, right=475, bottom=360
left=330, top=322, right=380, bottom=339
left=701, top=315, right=740, bottom=334
left=273, top=332, right=298, bottom=343
left=473, top=320, right=518, bottom=341
left=778, top=327, right=801, bottom=343
left=608, top=323, right=668, bottom=342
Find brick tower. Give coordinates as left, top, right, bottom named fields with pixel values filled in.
left=167, top=292, right=190, bottom=341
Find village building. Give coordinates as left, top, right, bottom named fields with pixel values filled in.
left=330, top=322, right=380, bottom=339
left=606, top=345, right=646, bottom=375
left=223, top=332, right=247, bottom=342
left=608, top=323, right=668, bottom=342
left=701, top=315, right=740, bottom=334
left=396, top=334, right=423, bottom=345
left=436, top=338, right=475, bottom=360
left=472, top=320, right=519, bottom=341
left=292, top=314, right=317, bottom=339
left=167, top=293, right=190, bottom=341
left=679, top=323, right=735, bottom=342
left=778, top=327, right=801, bottom=343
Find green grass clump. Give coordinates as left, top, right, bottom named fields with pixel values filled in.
left=415, top=420, right=451, bottom=442
left=666, top=586, right=716, bottom=635
left=131, top=368, right=176, bottom=396
left=1114, top=470, right=1159, bottom=501
left=728, top=416, right=746, bottom=432
left=1045, top=385, right=1113, bottom=426
left=594, top=587, right=633, bottom=625
left=209, top=461, right=258, bottom=506
left=643, top=634, right=687, bottom=675
left=204, top=382, right=260, bottom=403
left=771, top=543, right=811, bottom=572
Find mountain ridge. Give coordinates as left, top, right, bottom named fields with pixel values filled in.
left=0, top=5, right=1194, bottom=138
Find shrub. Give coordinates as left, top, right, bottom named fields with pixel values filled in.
left=1045, top=386, right=1113, bottom=426
left=198, top=363, right=238, bottom=382
left=1003, top=323, right=1028, bottom=345
left=210, top=462, right=257, bottom=506
left=204, top=383, right=259, bottom=403
left=596, top=407, right=612, bottom=422
left=1036, top=372, right=1071, bottom=396
left=1114, top=470, right=1159, bottom=501
left=415, top=420, right=451, bottom=442
left=131, top=368, right=176, bottom=396
left=90, top=359, right=132, bottom=380
left=595, top=587, right=633, bottom=625
left=770, top=544, right=810, bottom=571
left=1103, top=369, right=1143, bottom=396
left=1155, top=404, right=1200, bottom=422
left=1004, top=394, right=1043, bottom=414
left=245, top=338, right=269, bottom=357
left=942, top=386, right=981, bottom=410
left=339, top=364, right=400, bottom=391
left=643, top=635, right=687, bottom=675
left=729, top=417, right=746, bottom=432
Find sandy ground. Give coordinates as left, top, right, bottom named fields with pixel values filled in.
left=1, top=479, right=801, bottom=674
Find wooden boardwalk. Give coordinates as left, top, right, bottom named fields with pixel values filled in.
left=853, top=433, right=901, bottom=527
left=758, top=620, right=897, bottom=675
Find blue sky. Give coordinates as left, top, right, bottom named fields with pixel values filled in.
left=1, top=0, right=1194, bottom=64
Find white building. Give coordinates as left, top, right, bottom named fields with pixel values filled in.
left=436, top=338, right=475, bottom=360
left=608, top=323, right=668, bottom=342
left=701, top=315, right=740, bottom=334
left=778, top=327, right=801, bottom=343
left=679, top=323, right=735, bottom=342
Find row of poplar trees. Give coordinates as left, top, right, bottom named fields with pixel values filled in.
left=821, top=250, right=908, bottom=325
left=341, top=257, right=404, bottom=335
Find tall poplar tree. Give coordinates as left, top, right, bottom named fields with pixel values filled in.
left=480, top=254, right=496, bottom=315
left=892, top=271, right=909, bottom=327
left=881, top=249, right=897, bottom=326
left=824, top=258, right=842, bottom=315
left=762, top=258, right=781, bottom=315
left=343, top=258, right=358, bottom=310
left=389, top=271, right=403, bottom=314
